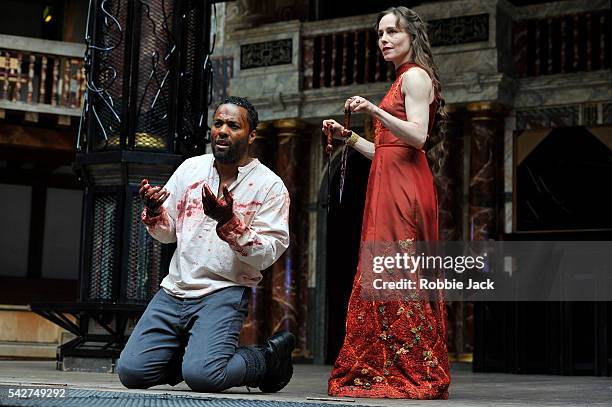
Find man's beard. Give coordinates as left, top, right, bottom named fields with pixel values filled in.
left=212, top=136, right=248, bottom=164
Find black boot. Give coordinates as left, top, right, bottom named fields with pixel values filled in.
left=258, top=331, right=295, bottom=393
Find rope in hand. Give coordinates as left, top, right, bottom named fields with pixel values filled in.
left=325, top=122, right=333, bottom=213
left=338, top=107, right=351, bottom=203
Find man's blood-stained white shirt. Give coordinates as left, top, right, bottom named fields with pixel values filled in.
left=142, top=154, right=290, bottom=298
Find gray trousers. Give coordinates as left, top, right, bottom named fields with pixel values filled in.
left=117, top=286, right=266, bottom=392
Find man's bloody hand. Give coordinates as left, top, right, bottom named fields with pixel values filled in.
left=139, top=179, right=169, bottom=215
left=202, top=183, right=234, bottom=226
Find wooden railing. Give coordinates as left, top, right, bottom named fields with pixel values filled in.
left=301, top=8, right=610, bottom=91
left=513, top=9, right=610, bottom=78
left=0, top=34, right=86, bottom=116
left=302, top=27, right=395, bottom=91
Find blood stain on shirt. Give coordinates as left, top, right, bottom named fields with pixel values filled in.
left=142, top=208, right=170, bottom=228
left=234, top=200, right=263, bottom=210
left=189, top=180, right=205, bottom=191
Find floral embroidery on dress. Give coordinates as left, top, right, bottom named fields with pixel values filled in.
left=396, top=347, right=409, bottom=356
left=398, top=237, right=416, bottom=253
left=423, top=349, right=439, bottom=380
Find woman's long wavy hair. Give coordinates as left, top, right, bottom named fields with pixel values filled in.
left=375, top=7, right=447, bottom=179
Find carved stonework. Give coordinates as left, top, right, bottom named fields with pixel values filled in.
left=582, top=103, right=599, bottom=126
left=225, top=0, right=308, bottom=30
left=428, top=14, right=489, bottom=47
left=604, top=103, right=612, bottom=125
left=225, top=0, right=271, bottom=30
left=211, top=56, right=233, bottom=103
left=240, top=39, right=292, bottom=70
left=516, top=105, right=579, bottom=130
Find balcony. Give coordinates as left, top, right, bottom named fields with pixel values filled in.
left=0, top=34, right=85, bottom=120
left=224, top=0, right=610, bottom=122
left=513, top=9, right=611, bottom=78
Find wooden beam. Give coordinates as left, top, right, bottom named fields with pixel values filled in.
left=0, top=34, right=84, bottom=58
left=0, top=122, right=75, bottom=151
left=0, top=146, right=75, bottom=167
left=0, top=166, right=81, bottom=189
left=27, top=186, right=47, bottom=279
left=0, top=277, right=78, bottom=305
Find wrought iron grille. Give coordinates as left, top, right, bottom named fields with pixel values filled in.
left=133, top=0, right=175, bottom=151
left=81, top=0, right=212, bottom=155
left=125, top=193, right=163, bottom=302
left=89, top=0, right=128, bottom=151
left=88, top=193, right=119, bottom=301
left=175, top=2, right=207, bottom=155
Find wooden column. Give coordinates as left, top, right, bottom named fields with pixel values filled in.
left=466, top=102, right=505, bottom=241
left=436, top=105, right=464, bottom=242
left=271, top=118, right=310, bottom=357
left=239, top=121, right=275, bottom=345
left=433, top=105, right=470, bottom=360
left=467, top=102, right=506, bottom=372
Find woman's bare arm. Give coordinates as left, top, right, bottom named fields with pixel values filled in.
left=348, top=67, right=433, bottom=150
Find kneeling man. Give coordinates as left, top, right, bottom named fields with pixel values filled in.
left=117, top=96, right=294, bottom=393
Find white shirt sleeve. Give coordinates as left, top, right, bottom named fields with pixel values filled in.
left=216, top=182, right=290, bottom=270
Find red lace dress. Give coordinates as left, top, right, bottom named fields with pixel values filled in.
left=328, top=62, right=450, bottom=399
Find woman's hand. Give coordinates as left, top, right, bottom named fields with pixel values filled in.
left=345, top=96, right=377, bottom=115
left=322, top=119, right=352, bottom=140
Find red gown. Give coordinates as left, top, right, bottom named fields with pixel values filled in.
left=328, top=62, right=450, bottom=399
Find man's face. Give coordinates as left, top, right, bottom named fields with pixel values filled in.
left=211, top=104, right=254, bottom=164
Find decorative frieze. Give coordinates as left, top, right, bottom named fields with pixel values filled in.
left=428, top=14, right=489, bottom=47
left=516, top=105, right=579, bottom=130
left=240, top=39, right=292, bottom=70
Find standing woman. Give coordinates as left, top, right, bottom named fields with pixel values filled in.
left=322, top=7, right=450, bottom=399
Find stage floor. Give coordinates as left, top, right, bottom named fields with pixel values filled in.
left=0, top=361, right=610, bottom=406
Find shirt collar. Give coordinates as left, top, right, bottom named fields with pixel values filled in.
left=210, top=156, right=260, bottom=177
left=238, top=158, right=260, bottom=174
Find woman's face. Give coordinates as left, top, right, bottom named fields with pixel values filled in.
left=377, top=13, right=412, bottom=65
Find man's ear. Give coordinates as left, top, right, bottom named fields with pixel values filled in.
left=248, top=129, right=257, bottom=145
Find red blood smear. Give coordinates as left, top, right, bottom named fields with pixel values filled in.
left=141, top=208, right=169, bottom=228
left=234, top=201, right=263, bottom=209
left=189, top=180, right=205, bottom=190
